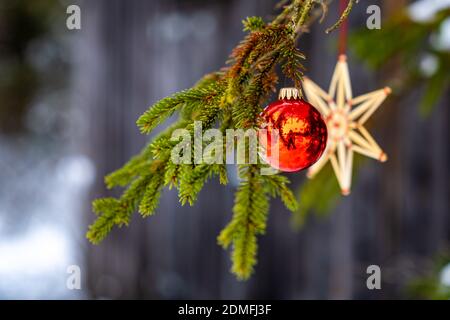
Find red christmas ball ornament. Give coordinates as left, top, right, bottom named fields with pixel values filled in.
left=259, top=88, right=327, bottom=172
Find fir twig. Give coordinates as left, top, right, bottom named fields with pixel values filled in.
left=325, top=0, right=356, bottom=34
left=218, top=165, right=269, bottom=279
left=88, top=0, right=355, bottom=280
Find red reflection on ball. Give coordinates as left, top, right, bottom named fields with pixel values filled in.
left=260, top=98, right=327, bottom=172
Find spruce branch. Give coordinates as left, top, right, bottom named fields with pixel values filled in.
left=137, top=83, right=223, bottom=134
left=262, top=174, right=299, bottom=212
left=325, top=0, right=357, bottom=34
left=89, top=0, right=356, bottom=280
left=139, top=170, right=165, bottom=217
left=179, top=164, right=217, bottom=206
left=104, top=147, right=153, bottom=189
left=296, top=0, right=315, bottom=30
left=88, top=172, right=156, bottom=243
left=218, top=165, right=270, bottom=279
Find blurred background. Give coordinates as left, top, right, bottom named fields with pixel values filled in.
left=0, top=0, right=448, bottom=299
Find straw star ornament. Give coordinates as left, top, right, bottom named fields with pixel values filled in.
left=303, top=54, right=391, bottom=195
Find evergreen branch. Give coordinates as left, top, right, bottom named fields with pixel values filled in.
left=231, top=224, right=258, bottom=280
left=296, top=0, right=314, bottom=29
left=262, top=175, right=299, bottom=212
left=232, top=48, right=282, bottom=129
left=218, top=165, right=269, bottom=280
left=279, top=37, right=306, bottom=88
left=90, top=0, right=348, bottom=280
left=179, top=164, right=215, bottom=206
left=163, top=161, right=181, bottom=189
left=139, top=167, right=166, bottom=217
left=112, top=174, right=154, bottom=223
left=216, top=164, right=228, bottom=185
left=88, top=173, right=153, bottom=244
left=105, top=150, right=152, bottom=189
left=148, top=120, right=191, bottom=159
left=325, top=0, right=356, bottom=34
left=137, top=84, right=222, bottom=134
left=176, top=110, right=226, bottom=205
left=243, top=16, right=266, bottom=32
left=105, top=119, right=188, bottom=190
left=86, top=203, right=118, bottom=244
left=92, top=197, right=120, bottom=216
left=273, top=1, right=295, bottom=25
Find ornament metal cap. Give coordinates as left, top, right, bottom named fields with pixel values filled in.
left=278, top=87, right=300, bottom=100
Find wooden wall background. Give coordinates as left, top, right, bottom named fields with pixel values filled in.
left=72, top=0, right=449, bottom=299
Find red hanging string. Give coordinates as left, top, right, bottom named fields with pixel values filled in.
left=338, top=0, right=349, bottom=56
